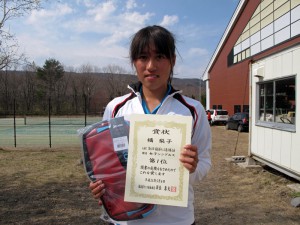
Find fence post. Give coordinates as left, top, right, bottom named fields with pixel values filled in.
left=49, top=98, right=52, bottom=148
left=84, top=94, right=87, bottom=126
left=14, top=98, right=16, bottom=147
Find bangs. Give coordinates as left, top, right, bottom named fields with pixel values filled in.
left=130, top=26, right=175, bottom=62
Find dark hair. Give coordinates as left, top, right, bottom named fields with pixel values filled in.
left=130, top=25, right=176, bottom=83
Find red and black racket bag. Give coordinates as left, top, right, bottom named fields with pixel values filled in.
left=80, top=117, right=155, bottom=221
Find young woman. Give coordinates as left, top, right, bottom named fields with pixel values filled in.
left=89, top=25, right=212, bottom=225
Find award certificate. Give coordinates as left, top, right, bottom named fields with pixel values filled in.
left=124, top=114, right=192, bottom=207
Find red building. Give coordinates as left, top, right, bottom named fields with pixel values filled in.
left=203, top=0, right=300, bottom=116
left=204, top=0, right=300, bottom=180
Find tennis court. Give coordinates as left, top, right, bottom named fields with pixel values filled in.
left=0, top=116, right=102, bottom=148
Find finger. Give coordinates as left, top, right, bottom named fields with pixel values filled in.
left=180, top=146, right=198, bottom=173
left=94, top=188, right=106, bottom=199
left=89, top=180, right=101, bottom=190
left=183, top=144, right=197, bottom=152
left=182, top=161, right=198, bottom=173
left=181, top=147, right=197, bottom=159
left=90, top=180, right=106, bottom=199
left=179, top=156, right=197, bottom=172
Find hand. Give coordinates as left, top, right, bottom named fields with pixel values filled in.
left=89, top=180, right=105, bottom=205
left=179, top=144, right=199, bottom=173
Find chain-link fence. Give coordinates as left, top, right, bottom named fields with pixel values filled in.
left=0, top=97, right=102, bottom=149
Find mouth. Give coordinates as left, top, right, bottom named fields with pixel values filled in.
left=144, top=74, right=159, bottom=78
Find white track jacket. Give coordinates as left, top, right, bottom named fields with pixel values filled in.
left=102, top=82, right=212, bottom=225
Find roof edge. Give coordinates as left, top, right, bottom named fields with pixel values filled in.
left=202, top=0, right=247, bottom=81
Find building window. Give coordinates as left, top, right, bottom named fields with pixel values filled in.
left=230, top=0, right=300, bottom=65
left=234, top=105, right=241, bottom=113
left=212, top=105, right=223, bottom=110
left=243, top=105, right=249, bottom=112
left=257, top=76, right=296, bottom=131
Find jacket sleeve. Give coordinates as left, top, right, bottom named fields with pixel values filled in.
left=189, top=103, right=212, bottom=184
left=102, top=97, right=119, bottom=120
left=103, top=104, right=112, bottom=121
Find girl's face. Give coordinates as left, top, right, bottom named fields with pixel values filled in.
left=133, top=43, right=175, bottom=94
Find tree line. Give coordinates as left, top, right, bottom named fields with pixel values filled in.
left=0, top=60, right=137, bottom=116
left=0, top=58, right=204, bottom=117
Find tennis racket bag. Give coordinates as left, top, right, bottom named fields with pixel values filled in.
left=79, top=117, right=156, bottom=221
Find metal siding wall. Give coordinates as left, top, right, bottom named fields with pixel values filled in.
left=280, top=132, right=292, bottom=168
left=272, top=129, right=282, bottom=163
left=291, top=47, right=300, bottom=172
left=251, top=45, right=300, bottom=177
left=264, top=128, right=273, bottom=159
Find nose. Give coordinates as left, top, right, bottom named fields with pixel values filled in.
left=146, top=58, right=157, bottom=71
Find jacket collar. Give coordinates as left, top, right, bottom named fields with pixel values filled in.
left=128, top=81, right=181, bottom=96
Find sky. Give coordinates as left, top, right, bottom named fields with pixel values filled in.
left=7, top=0, right=240, bottom=79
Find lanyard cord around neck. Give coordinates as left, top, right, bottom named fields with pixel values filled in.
left=141, top=84, right=171, bottom=114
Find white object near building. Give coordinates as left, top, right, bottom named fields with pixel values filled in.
left=250, top=45, right=300, bottom=180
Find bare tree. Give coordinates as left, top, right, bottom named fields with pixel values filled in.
left=0, top=70, right=11, bottom=114
left=102, top=64, right=129, bottom=100
left=77, top=63, right=98, bottom=114
left=55, top=73, right=69, bottom=114
left=0, top=68, right=21, bottom=115
left=0, top=0, right=41, bottom=69
left=0, top=32, right=25, bottom=70
left=19, top=62, right=37, bottom=113
left=69, top=74, right=80, bottom=114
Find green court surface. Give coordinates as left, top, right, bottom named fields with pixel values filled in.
left=0, top=116, right=102, bottom=148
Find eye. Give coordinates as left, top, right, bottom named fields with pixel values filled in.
left=137, top=54, right=148, bottom=61
left=156, top=54, right=166, bottom=60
